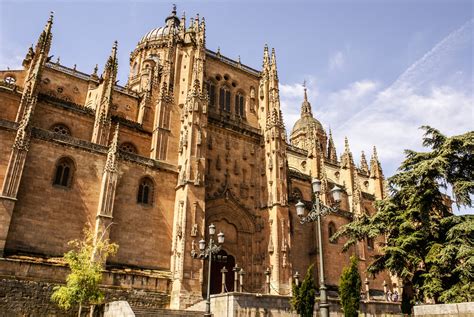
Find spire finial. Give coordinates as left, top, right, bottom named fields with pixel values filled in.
left=360, top=150, right=369, bottom=173
left=303, top=80, right=308, bottom=102
left=172, top=4, right=177, bottom=14
left=263, top=44, right=270, bottom=68
left=271, top=47, right=276, bottom=64
left=344, top=137, right=350, bottom=152
left=372, top=146, right=379, bottom=160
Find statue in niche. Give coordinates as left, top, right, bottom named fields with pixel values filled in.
left=191, top=224, right=198, bottom=237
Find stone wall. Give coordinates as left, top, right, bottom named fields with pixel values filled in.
left=414, top=303, right=474, bottom=317
left=0, top=257, right=171, bottom=317
left=0, top=276, right=171, bottom=317
left=209, top=292, right=402, bottom=317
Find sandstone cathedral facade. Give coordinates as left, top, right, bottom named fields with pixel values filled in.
left=0, top=7, right=390, bottom=310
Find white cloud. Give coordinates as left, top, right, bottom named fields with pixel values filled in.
left=329, top=50, right=345, bottom=71
left=279, top=20, right=473, bottom=215
left=0, top=38, right=27, bottom=70
left=280, top=77, right=319, bottom=132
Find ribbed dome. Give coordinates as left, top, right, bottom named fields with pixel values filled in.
left=139, top=25, right=178, bottom=43
left=138, top=6, right=180, bottom=44
left=290, top=87, right=324, bottom=135
left=291, top=116, right=324, bottom=135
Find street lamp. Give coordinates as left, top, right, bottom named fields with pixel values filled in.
left=191, top=224, right=225, bottom=317
left=296, top=178, right=342, bottom=317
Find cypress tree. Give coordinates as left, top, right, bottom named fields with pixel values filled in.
left=339, top=256, right=361, bottom=317
left=291, top=264, right=316, bottom=317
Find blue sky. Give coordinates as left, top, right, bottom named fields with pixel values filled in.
left=1, top=0, right=473, bottom=212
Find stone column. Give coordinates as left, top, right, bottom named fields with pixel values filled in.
left=221, top=267, right=227, bottom=293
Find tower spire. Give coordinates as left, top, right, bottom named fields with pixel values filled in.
left=300, top=81, right=312, bottom=117
left=341, top=137, right=354, bottom=168
left=91, top=41, right=118, bottom=145
left=327, top=128, right=337, bottom=163
left=262, top=44, right=270, bottom=69
left=36, top=11, right=54, bottom=54
left=360, top=151, right=369, bottom=174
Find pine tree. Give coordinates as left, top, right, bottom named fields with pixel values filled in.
left=291, top=264, right=316, bottom=317
left=332, top=127, right=474, bottom=312
left=339, top=256, right=361, bottom=317
left=51, top=227, right=118, bottom=316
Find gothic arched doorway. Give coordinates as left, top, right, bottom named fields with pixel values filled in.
left=209, top=250, right=235, bottom=294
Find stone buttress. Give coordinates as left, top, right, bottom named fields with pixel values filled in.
left=0, top=13, right=53, bottom=255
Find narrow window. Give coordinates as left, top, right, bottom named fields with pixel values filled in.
left=219, top=87, right=231, bottom=112
left=235, top=93, right=245, bottom=117
left=210, top=84, right=216, bottom=107
left=207, top=82, right=216, bottom=108
left=328, top=222, right=337, bottom=244
left=367, top=238, right=374, bottom=250
left=225, top=90, right=231, bottom=112
left=219, top=88, right=225, bottom=111
left=137, top=177, right=154, bottom=205
left=53, top=157, right=74, bottom=188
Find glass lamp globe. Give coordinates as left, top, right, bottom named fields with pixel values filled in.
left=199, top=239, right=206, bottom=251
left=209, top=223, right=216, bottom=235
left=311, top=178, right=322, bottom=194
left=331, top=186, right=342, bottom=202
left=295, top=200, right=305, bottom=217
left=217, top=231, right=225, bottom=244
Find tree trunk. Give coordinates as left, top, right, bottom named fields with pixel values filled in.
left=78, top=303, right=82, bottom=317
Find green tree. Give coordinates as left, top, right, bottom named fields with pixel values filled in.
left=51, top=227, right=118, bottom=316
left=332, top=127, right=474, bottom=312
left=291, top=264, right=316, bottom=317
left=339, top=256, right=361, bottom=317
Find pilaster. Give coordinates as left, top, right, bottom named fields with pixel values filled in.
left=0, top=13, right=53, bottom=256
left=260, top=47, right=291, bottom=295
left=170, top=19, right=208, bottom=308
left=93, top=124, right=120, bottom=249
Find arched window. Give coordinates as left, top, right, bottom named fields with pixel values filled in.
left=119, top=142, right=138, bottom=154
left=53, top=157, right=74, bottom=188
left=206, top=81, right=216, bottom=108
left=367, top=237, right=374, bottom=250
left=328, top=222, right=337, bottom=243
left=50, top=123, right=71, bottom=136
left=235, top=93, right=245, bottom=117
left=137, top=177, right=154, bottom=205
left=132, top=62, right=138, bottom=76
left=219, top=86, right=231, bottom=112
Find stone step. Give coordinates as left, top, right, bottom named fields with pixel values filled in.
left=131, top=307, right=203, bottom=316
left=184, top=299, right=206, bottom=312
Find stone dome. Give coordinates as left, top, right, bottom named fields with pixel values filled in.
left=291, top=115, right=324, bottom=135
left=138, top=6, right=180, bottom=44
left=290, top=88, right=324, bottom=135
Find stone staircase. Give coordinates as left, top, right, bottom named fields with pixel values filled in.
left=184, top=300, right=206, bottom=312
left=131, top=306, right=204, bottom=316
left=103, top=301, right=204, bottom=316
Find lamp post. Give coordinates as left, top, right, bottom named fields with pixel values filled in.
left=295, top=178, right=342, bottom=317
left=191, top=223, right=225, bottom=317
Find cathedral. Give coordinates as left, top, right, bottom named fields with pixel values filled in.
left=0, top=6, right=390, bottom=311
